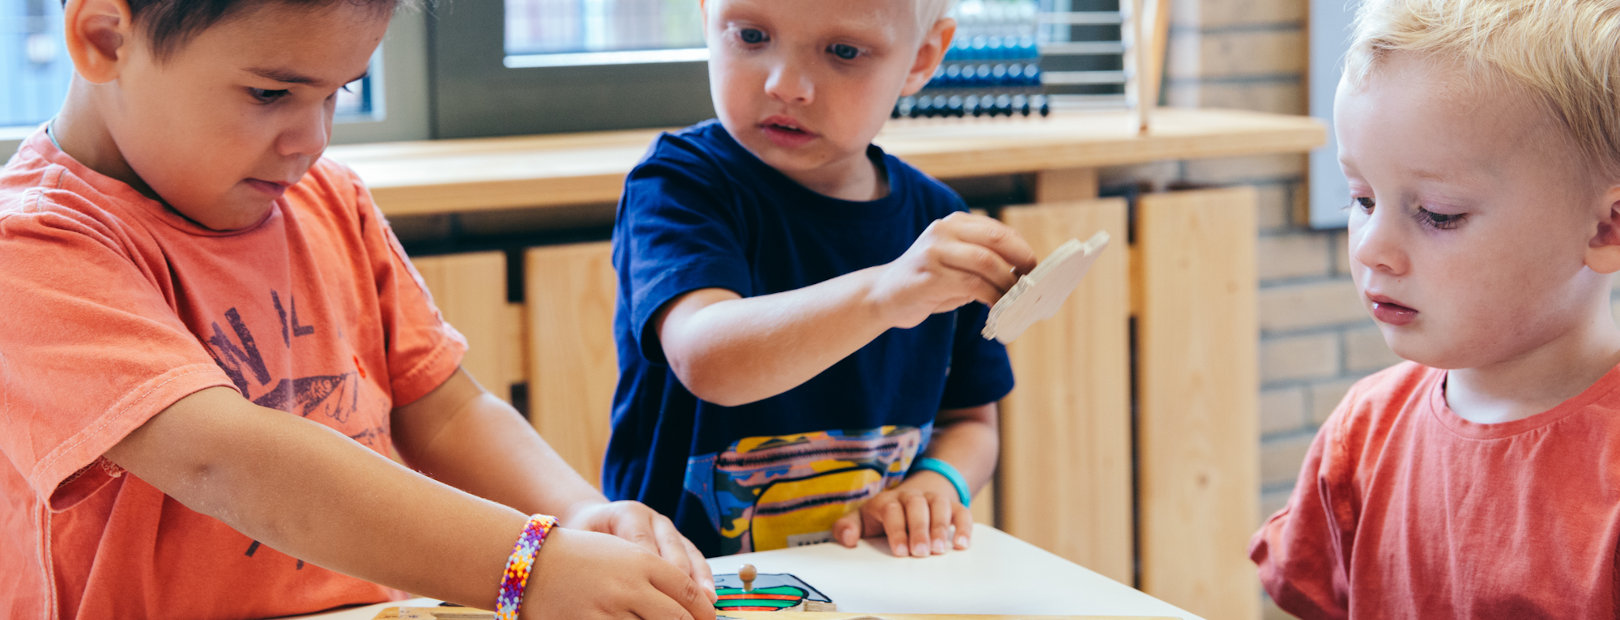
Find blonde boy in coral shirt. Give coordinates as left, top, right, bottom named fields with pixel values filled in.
left=1252, top=0, right=1620, bottom=616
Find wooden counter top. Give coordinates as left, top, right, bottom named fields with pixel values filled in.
left=327, top=107, right=1325, bottom=217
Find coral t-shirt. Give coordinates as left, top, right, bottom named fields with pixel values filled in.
left=0, top=128, right=467, bottom=618
left=1251, top=361, right=1620, bottom=618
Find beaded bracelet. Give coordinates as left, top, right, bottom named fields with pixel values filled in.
left=495, top=513, right=559, bottom=620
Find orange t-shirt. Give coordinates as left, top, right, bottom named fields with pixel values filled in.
left=0, top=128, right=467, bottom=618
left=1251, top=361, right=1620, bottom=618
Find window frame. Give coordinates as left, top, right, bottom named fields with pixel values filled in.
left=429, top=2, right=1131, bottom=136
left=428, top=1, right=715, bottom=138
left=333, top=8, right=432, bottom=145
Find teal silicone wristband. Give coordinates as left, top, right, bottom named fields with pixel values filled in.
left=911, top=456, right=972, bottom=507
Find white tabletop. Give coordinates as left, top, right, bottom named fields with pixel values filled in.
left=290, top=525, right=1201, bottom=619
left=707, top=525, right=1199, bottom=618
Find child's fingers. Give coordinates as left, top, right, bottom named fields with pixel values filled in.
left=686, top=538, right=717, bottom=601
left=610, top=509, right=663, bottom=557
left=651, top=515, right=714, bottom=596
left=903, top=492, right=932, bottom=558
left=950, top=503, right=974, bottom=549
left=649, top=516, right=692, bottom=573
left=937, top=212, right=1038, bottom=275
left=928, top=493, right=953, bottom=555
left=932, top=241, right=1022, bottom=293
left=952, top=277, right=1009, bottom=312
left=880, top=499, right=911, bottom=556
left=831, top=510, right=864, bottom=547
left=644, top=558, right=716, bottom=620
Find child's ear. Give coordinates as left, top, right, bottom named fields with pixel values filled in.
left=63, top=0, right=135, bottom=84
left=1585, top=185, right=1620, bottom=274
left=901, top=18, right=956, bottom=96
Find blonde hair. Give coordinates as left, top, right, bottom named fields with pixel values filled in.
left=917, top=0, right=955, bottom=36
left=1344, top=0, right=1620, bottom=177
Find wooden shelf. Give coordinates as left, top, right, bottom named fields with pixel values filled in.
left=328, top=107, right=1324, bottom=216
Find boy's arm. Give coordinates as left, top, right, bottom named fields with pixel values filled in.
left=657, top=212, right=1036, bottom=406
left=390, top=368, right=713, bottom=591
left=104, top=386, right=715, bottom=619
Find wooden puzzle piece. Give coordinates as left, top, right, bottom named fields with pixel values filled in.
left=981, top=230, right=1111, bottom=344
left=714, top=565, right=836, bottom=612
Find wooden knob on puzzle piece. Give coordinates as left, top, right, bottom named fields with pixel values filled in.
left=739, top=563, right=756, bottom=592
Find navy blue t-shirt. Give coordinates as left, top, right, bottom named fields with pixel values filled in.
left=604, top=120, right=1014, bottom=556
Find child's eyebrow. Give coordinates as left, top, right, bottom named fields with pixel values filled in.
left=246, top=67, right=370, bottom=88
left=1408, top=165, right=1486, bottom=186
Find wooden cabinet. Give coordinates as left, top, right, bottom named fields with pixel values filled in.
left=337, top=108, right=1323, bottom=620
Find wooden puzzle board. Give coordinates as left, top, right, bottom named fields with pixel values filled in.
left=374, top=609, right=1171, bottom=620
left=718, top=613, right=1174, bottom=620
left=358, top=526, right=1200, bottom=620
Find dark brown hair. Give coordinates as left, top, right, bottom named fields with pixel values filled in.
left=63, top=0, right=426, bottom=61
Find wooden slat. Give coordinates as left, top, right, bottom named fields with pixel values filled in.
left=1034, top=167, right=1100, bottom=203
left=1136, top=187, right=1259, bottom=620
left=329, top=108, right=1324, bottom=215
left=1143, top=0, right=1171, bottom=118
left=996, top=198, right=1133, bottom=585
left=524, top=242, right=619, bottom=489
left=1126, top=0, right=1172, bottom=133
left=409, top=252, right=517, bottom=397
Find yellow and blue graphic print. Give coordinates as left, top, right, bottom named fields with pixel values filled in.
left=683, top=424, right=927, bottom=555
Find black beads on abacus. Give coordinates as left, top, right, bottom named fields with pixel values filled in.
left=894, top=93, right=1050, bottom=119
left=889, top=9, right=1051, bottom=121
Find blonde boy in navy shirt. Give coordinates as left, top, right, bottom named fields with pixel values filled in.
left=608, top=0, right=1039, bottom=559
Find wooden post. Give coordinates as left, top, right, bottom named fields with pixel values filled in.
left=411, top=252, right=520, bottom=398
left=525, top=242, right=619, bottom=488
left=1136, top=187, right=1259, bottom=619
left=997, top=198, right=1134, bottom=584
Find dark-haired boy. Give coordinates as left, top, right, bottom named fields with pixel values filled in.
left=0, top=2, right=714, bottom=618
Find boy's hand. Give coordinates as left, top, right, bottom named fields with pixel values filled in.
left=522, top=528, right=716, bottom=620
left=870, top=212, right=1038, bottom=329
left=560, top=500, right=716, bottom=596
left=829, top=473, right=973, bottom=557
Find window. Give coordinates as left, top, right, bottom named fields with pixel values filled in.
left=430, top=0, right=713, bottom=137
left=0, top=2, right=430, bottom=157
left=1, top=0, right=70, bottom=132
left=504, top=0, right=703, bottom=59
left=1307, top=0, right=1353, bottom=228
left=431, top=0, right=1132, bottom=137
left=1035, top=0, right=1128, bottom=107
left=3, top=2, right=1135, bottom=154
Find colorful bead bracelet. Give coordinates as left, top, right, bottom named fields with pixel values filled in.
left=495, top=513, right=558, bottom=620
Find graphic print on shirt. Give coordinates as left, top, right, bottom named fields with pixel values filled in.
left=684, top=425, right=927, bottom=555
left=202, top=290, right=389, bottom=449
